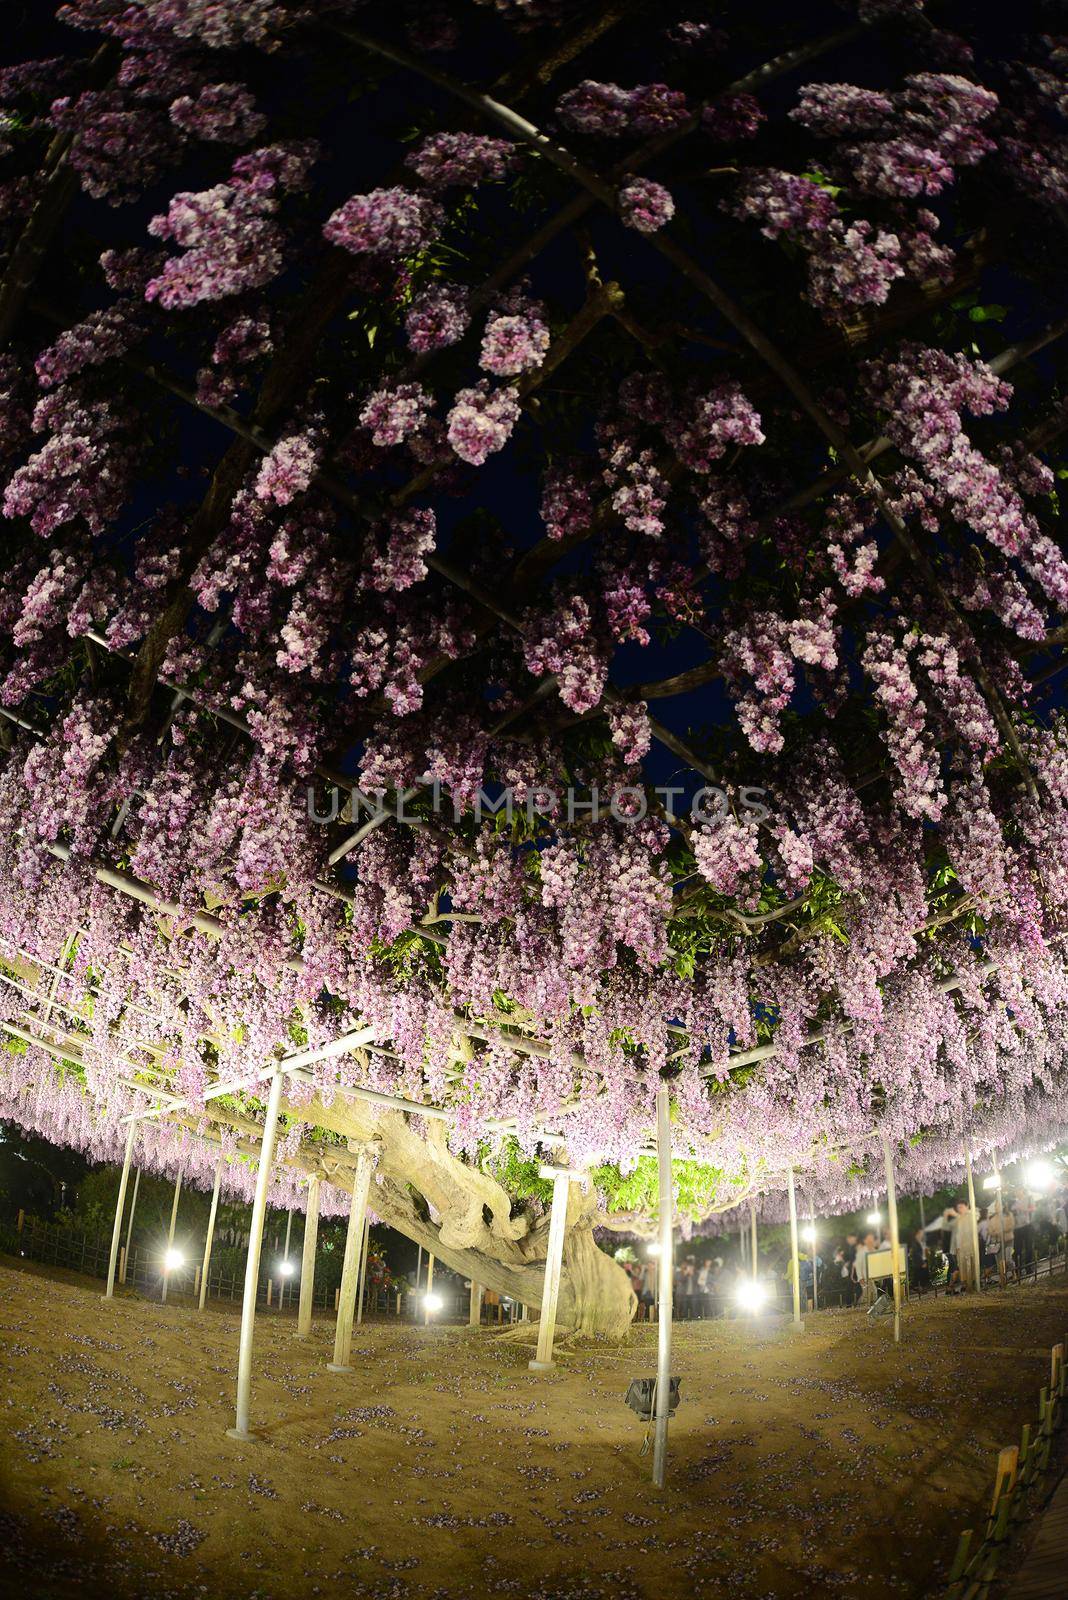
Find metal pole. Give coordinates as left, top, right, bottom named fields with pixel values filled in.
left=652, top=1084, right=673, bottom=1490
left=120, top=1167, right=140, bottom=1284
left=992, top=1154, right=1006, bottom=1287
left=415, top=1243, right=423, bottom=1293
left=880, top=1133, right=902, bottom=1344
left=280, top=1208, right=293, bottom=1308
left=529, top=1173, right=571, bottom=1371
left=161, top=1169, right=183, bottom=1303
left=810, top=1208, right=818, bottom=1312
left=424, top=1254, right=436, bottom=1326
left=199, top=1158, right=223, bottom=1312
left=356, top=1216, right=370, bottom=1324
left=750, top=1200, right=758, bottom=1280
left=329, top=1147, right=372, bottom=1372
left=786, top=1166, right=802, bottom=1328
left=104, top=1122, right=136, bottom=1300
left=227, top=1068, right=284, bottom=1440
left=965, top=1151, right=982, bottom=1294
left=296, top=1176, right=320, bottom=1338
left=469, top=1280, right=482, bottom=1326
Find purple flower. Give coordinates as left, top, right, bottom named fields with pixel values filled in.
left=405, top=132, right=517, bottom=189
left=618, top=178, right=675, bottom=233
left=323, top=187, right=443, bottom=259
left=446, top=382, right=520, bottom=465
left=404, top=282, right=470, bottom=352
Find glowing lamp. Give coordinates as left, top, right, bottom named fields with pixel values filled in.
left=645, top=1242, right=661, bottom=1258
left=1024, top=1160, right=1055, bottom=1192
left=278, top=1259, right=295, bottom=1277
left=423, top=1292, right=444, bottom=1313
left=982, top=1173, right=1001, bottom=1191
left=866, top=1211, right=882, bottom=1227
left=802, top=1225, right=817, bottom=1245
left=734, top=1279, right=769, bottom=1314
left=163, top=1248, right=184, bottom=1272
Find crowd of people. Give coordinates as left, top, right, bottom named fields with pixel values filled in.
left=623, top=1175, right=1068, bottom=1319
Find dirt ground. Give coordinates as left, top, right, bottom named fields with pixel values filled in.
left=2, top=1257, right=1067, bottom=1600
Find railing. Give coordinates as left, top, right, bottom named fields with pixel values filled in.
left=945, top=1338, right=1067, bottom=1598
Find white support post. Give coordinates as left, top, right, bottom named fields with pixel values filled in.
left=415, top=1244, right=423, bottom=1293
left=965, top=1150, right=983, bottom=1293
left=281, top=1208, right=293, bottom=1308
left=104, top=1122, right=136, bottom=1300
left=161, top=1169, right=183, bottom=1303
left=227, top=1067, right=284, bottom=1442
left=652, top=1084, right=674, bottom=1490
left=786, top=1165, right=802, bottom=1330
left=992, top=1153, right=1007, bottom=1287
left=529, top=1172, right=571, bottom=1372
left=328, top=1146, right=373, bottom=1373
left=296, top=1176, right=320, bottom=1338
left=199, top=1158, right=223, bottom=1312
left=356, top=1216, right=371, bottom=1324
left=424, top=1254, right=436, bottom=1326
left=469, top=1280, right=482, bottom=1326
left=120, top=1167, right=140, bottom=1284
left=880, top=1132, right=903, bottom=1344
left=809, top=1207, right=819, bottom=1312
left=750, top=1200, right=758, bottom=1280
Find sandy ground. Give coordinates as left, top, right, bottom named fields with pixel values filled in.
left=2, top=1258, right=1068, bottom=1600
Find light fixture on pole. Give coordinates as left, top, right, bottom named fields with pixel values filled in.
left=423, top=1291, right=444, bottom=1316
left=866, top=1211, right=882, bottom=1228
left=982, top=1173, right=1002, bottom=1191
left=1024, top=1160, right=1055, bottom=1192
left=277, top=1259, right=295, bottom=1278
left=802, top=1225, right=817, bottom=1246
left=163, top=1247, right=184, bottom=1272
left=734, top=1279, right=769, bottom=1315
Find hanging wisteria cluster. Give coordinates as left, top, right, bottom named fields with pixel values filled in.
left=0, top=0, right=1066, bottom=1242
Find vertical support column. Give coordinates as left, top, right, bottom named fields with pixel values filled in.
left=652, top=1084, right=673, bottom=1490
left=529, top=1170, right=571, bottom=1372
left=296, top=1176, right=320, bottom=1338
left=992, top=1154, right=1007, bottom=1287
left=423, top=1254, right=436, bottom=1326
left=121, top=1168, right=140, bottom=1283
left=415, top=1244, right=423, bottom=1294
left=965, top=1151, right=983, bottom=1293
left=161, top=1168, right=183, bottom=1304
left=104, top=1122, right=136, bottom=1301
left=750, top=1200, right=758, bottom=1280
left=227, top=1067, right=284, bottom=1442
left=880, top=1132, right=902, bottom=1345
left=328, top=1146, right=373, bottom=1374
left=809, top=1208, right=819, bottom=1312
left=786, top=1166, right=802, bottom=1329
left=356, top=1216, right=370, bottom=1325
left=469, top=1280, right=482, bottom=1326
left=280, top=1208, right=293, bottom=1309
left=199, top=1158, right=223, bottom=1312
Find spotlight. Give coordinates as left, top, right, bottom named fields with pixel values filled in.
left=982, top=1173, right=1002, bottom=1191
left=802, top=1225, right=817, bottom=1245
left=278, top=1259, right=295, bottom=1277
left=163, top=1248, right=184, bottom=1272
left=423, top=1292, right=444, bottom=1314
left=734, top=1279, right=769, bottom=1314
left=1024, top=1160, right=1055, bottom=1192
left=866, top=1211, right=882, bottom=1227
left=645, top=1241, right=661, bottom=1258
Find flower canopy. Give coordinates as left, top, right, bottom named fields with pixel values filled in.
left=0, top=0, right=1066, bottom=1226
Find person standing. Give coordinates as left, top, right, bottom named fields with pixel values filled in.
left=1014, top=1190, right=1035, bottom=1276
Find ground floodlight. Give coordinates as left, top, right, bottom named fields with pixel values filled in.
left=734, top=1279, right=769, bottom=1314
left=624, top=1376, right=680, bottom=1420
left=982, top=1173, right=1001, bottom=1191
left=802, top=1225, right=817, bottom=1245
left=1024, top=1160, right=1055, bottom=1191
left=278, top=1259, right=295, bottom=1277
left=423, top=1292, right=444, bottom=1313
left=163, top=1247, right=184, bottom=1272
